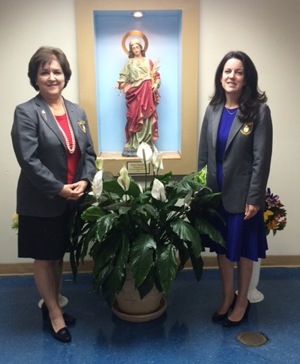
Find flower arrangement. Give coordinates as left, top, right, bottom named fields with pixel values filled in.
left=264, top=187, right=287, bottom=236
left=69, top=143, right=224, bottom=305
left=11, top=212, right=19, bottom=230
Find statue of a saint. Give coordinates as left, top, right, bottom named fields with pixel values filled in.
left=117, top=38, right=160, bottom=157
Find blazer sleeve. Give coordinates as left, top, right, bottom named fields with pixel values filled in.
left=198, top=106, right=210, bottom=171
left=246, top=103, right=273, bottom=207
left=11, top=102, right=65, bottom=199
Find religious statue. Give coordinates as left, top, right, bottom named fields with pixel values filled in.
left=117, top=33, right=160, bottom=157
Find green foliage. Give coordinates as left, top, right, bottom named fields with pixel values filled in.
left=69, top=169, right=224, bottom=305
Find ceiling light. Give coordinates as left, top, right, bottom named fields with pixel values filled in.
left=133, top=11, right=143, bottom=18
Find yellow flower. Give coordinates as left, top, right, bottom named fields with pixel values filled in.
left=11, top=213, right=19, bottom=229
left=263, top=209, right=273, bottom=222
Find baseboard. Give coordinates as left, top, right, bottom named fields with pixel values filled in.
left=201, top=255, right=300, bottom=268
left=0, top=255, right=299, bottom=276
left=0, top=260, right=94, bottom=276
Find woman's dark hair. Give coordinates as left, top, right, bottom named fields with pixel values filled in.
left=210, top=51, right=267, bottom=122
left=128, top=43, right=146, bottom=58
left=28, top=46, right=72, bottom=91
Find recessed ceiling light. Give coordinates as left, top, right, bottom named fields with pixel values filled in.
left=133, top=11, right=143, bottom=18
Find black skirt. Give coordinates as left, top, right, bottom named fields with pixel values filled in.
left=18, top=209, right=71, bottom=260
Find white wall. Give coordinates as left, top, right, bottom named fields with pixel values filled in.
left=199, top=0, right=300, bottom=256
left=0, top=0, right=78, bottom=264
left=0, top=0, right=298, bottom=264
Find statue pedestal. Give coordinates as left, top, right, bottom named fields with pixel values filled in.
left=236, top=259, right=264, bottom=303
left=247, top=259, right=264, bottom=303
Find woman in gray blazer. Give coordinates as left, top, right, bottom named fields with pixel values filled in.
left=11, top=47, right=96, bottom=342
left=198, top=51, right=272, bottom=327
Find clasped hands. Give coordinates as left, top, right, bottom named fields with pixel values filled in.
left=58, top=180, right=88, bottom=201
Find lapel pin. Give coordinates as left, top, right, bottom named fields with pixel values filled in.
left=78, top=121, right=86, bottom=133
left=41, top=110, right=47, bottom=120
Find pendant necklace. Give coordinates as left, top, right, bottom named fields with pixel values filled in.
left=51, top=98, right=76, bottom=154
left=225, top=107, right=238, bottom=116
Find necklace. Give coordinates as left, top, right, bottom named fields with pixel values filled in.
left=51, top=98, right=76, bottom=154
left=225, top=107, right=238, bottom=116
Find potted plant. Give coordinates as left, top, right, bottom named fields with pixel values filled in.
left=69, top=143, right=224, bottom=321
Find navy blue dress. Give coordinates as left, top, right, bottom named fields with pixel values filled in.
left=208, top=108, right=268, bottom=262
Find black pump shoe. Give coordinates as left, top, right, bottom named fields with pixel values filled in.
left=41, top=302, right=49, bottom=320
left=62, top=312, right=76, bottom=325
left=41, top=302, right=76, bottom=325
left=51, top=324, right=71, bottom=343
left=222, top=300, right=251, bottom=327
left=212, top=294, right=237, bottom=323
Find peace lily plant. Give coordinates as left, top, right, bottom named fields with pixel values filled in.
left=69, top=142, right=224, bottom=305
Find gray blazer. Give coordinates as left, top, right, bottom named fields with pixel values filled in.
left=11, top=94, right=96, bottom=217
left=198, top=103, right=272, bottom=213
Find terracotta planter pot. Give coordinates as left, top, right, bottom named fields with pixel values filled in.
left=112, top=270, right=167, bottom=322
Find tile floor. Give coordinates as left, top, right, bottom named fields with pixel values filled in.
left=0, top=267, right=299, bottom=364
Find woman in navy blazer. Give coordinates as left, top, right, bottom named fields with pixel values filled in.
left=11, top=47, right=96, bottom=342
left=198, top=51, right=272, bottom=327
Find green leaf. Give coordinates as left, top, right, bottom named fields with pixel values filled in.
left=97, top=234, right=130, bottom=304
left=81, top=205, right=105, bottom=222
left=177, top=248, right=190, bottom=271
left=95, top=214, right=118, bottom=241
left=189, top=253, right=204, bottom=281
left=126, top=179, right=142, bottom=198
left=170, top=219, right=202, bottom=256
left=156, top=244, right=177, bottom=295
left=153, top=172, right=173, bottom=185
left=103, top=179, right=125, bottom=197
left=132, top=203, right=159, bottom=220
left=194, top=165, right=207, bottom=185
left=195, top=218, right=225, bottom=247
left=129, top=234, right=156, bottom=288
left=137, top=271, right=155, bottom=299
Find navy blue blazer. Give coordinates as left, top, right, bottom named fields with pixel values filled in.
left=198, top=103, right=273, bottom=213
left=11, top=94, right=97, bottom=217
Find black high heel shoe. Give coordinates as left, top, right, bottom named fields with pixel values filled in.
left=41, top=302, right=76, bottom=325
left=50, top=323, right=71, bottom=343
left=222, top=300, right=251, bottom=327
left=212, top=293, right=237, bottom=323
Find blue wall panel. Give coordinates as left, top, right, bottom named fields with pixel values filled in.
left=94, top=10, right=182, bottom=152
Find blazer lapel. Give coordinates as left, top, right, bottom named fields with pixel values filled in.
left=63, top=98, right=82, bottom=153
left=211, top=104, right=223, bottom=150
left=225, top=111, right=242, bottom=150
left=34, top=95, right=66, bottom=147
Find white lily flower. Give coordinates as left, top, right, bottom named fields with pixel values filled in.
left=92, top=170, right=103, bottom=199
left=117, top=166, right=130, bottom=191
left=151, top=178, right=166, bottom=202
left=158, top=156, right=164, bottom=171
left=96, top=157, right=103, bottom=171
left=183, top=190, right=193, bottom=206
left=153, top=153, right=164, bottom=174
left=138, top=183, right=144, bottom=193
left=152, top=145, right=159, bottom=167
left=137, top=142, right=153, bottom=164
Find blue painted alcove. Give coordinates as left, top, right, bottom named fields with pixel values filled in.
left=94, top=10, right=182, bottom=153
